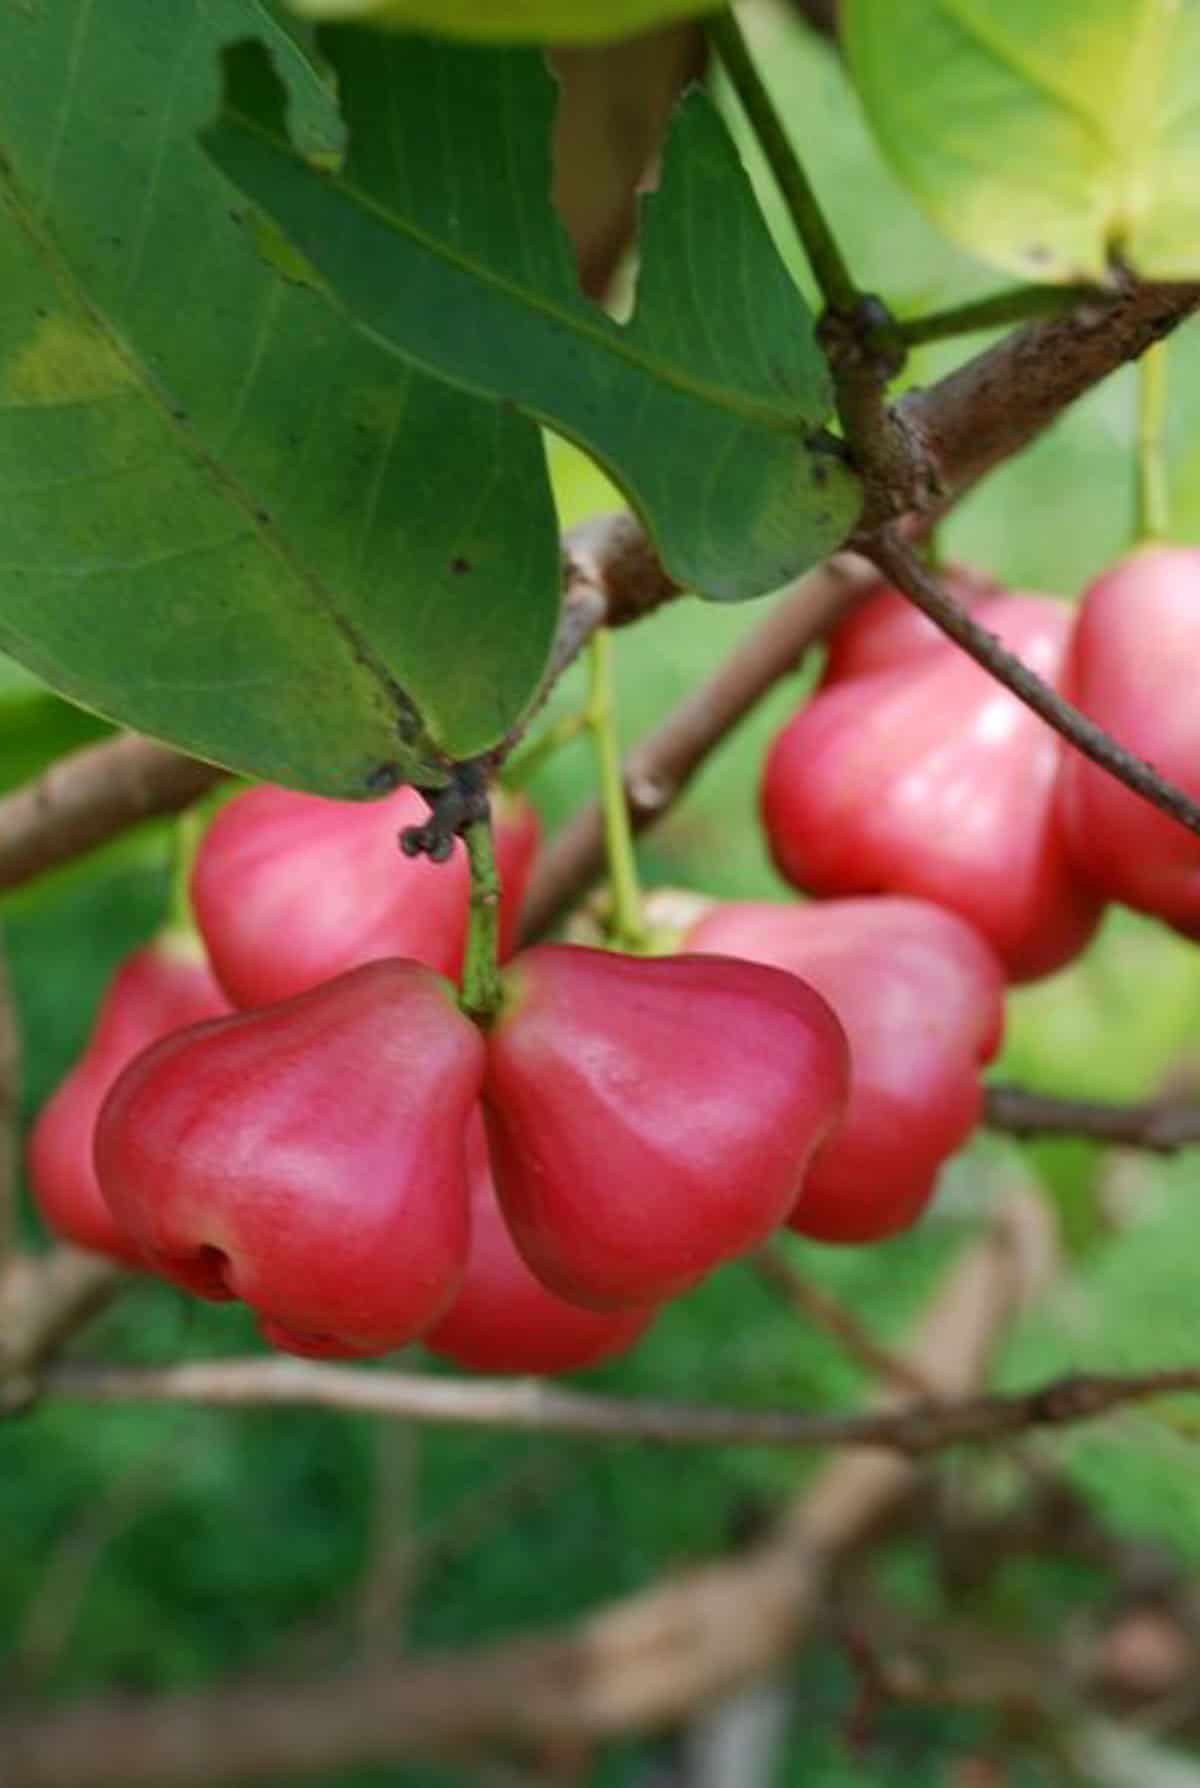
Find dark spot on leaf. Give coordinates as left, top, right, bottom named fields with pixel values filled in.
left=172, top=408, right=189, bottom=423
left=812, top=463, right=829, bottom=489
left=256, top=508, right=271, bottom=524
left=1026, top=243, right=1053, bottom=266
left=450, top=555, right=472, bottom=575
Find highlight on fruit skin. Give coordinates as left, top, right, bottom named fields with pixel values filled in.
left=191, top=782, right=539, bottom=1009
left=1058, top=544, right=1200, bottom=936
left=482, top=942, right=851, bottom=1310
left=27, top=938, right=228, bottom=1267
left=685, top=896, right=1006, bottom=1243
left=761, top=583, right=1104, bottom=983
left=425, top=1112, right=657, bottom=1374
left=94, top=959, right=486, bottom=1359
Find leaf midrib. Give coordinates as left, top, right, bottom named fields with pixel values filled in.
left=224, top=102, right=818, bottom=438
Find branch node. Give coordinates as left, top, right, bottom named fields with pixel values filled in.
left=401, top=762, right=490, bottom=863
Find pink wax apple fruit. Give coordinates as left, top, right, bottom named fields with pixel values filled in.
left=482, top=944, right=850, bottom=1309
left=425, top=1112, right=656, bottom=1373
left=761, top=584, right=1103, bottom=982
left=191, top=782, right=540, bottom=1008
left=1058, top=546, right=1200, bottom=935
left=822, top=568, right=1001, bottom=684
left=94, top=961, right=484, bottom=1358
left=27, top=937, right=228, bottom=1266
left=684, top=897, right=1005, bottom=1242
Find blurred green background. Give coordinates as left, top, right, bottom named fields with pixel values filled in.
left=4, top=6, right=1200, bottom=1784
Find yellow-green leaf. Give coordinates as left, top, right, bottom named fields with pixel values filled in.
left=845, top=0, right=1200, bottom=282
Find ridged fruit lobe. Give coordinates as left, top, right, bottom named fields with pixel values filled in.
left=425, top=1112, right=656, bottom=1373
left=685, top=897, right=1005, bottom=1241
left=95, top=960, right=485, bottom=1357
left=192, top=784, right=539, bottom=1007
left=28, top=940, right=227, bottom=1265
left=761, top=585, right=1102, bottom=981
left=1058, top=546, right=1200, bottom=935
left=483, top=944, right=850, bottom=1308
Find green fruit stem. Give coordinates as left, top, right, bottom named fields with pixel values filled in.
left=1137, top=337, right=1170, bottom=544
left=162, top=807, right=208, bottom=949
left=587, top=630, right=649, bottom=953
left=460, top=814, right=505, bottom=1025
left=500, top=707, right=591, bottom=793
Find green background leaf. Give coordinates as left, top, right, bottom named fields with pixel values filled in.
left=0, top=2, right=560, bottom=797
left=204, top=29, right=861, bottom=602
left=287, top=0, right=721, bottom=43
left=845, top=0, right=1200, bottom=282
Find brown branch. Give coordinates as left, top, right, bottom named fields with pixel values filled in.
left=895, top=279, right=1200, bottom=517
left=986, top=1084, right=1200, bottom=1153
left=870, top=532, right=1200, bottom=841
left=750, top=1245, right=933, bottom=1397
left=45, top=1354, right=1200, bottom=1458
left=520, top=553, right=876, bottom=937
left=0, top=735, right=224, bottom=894
left=0, top=1248, right=123, bottom=1406
left=0, top=1192, right=1054, bottom=1787
left=5, top=283, right=1197, bottom=900
left=0, top=517, right=677, bottom=896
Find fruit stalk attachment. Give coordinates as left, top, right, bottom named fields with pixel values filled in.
left=459, top=813, right=504, bottom=1025
left=587, top=630, right=648, bottom=952
left=1137, top=338, right=1170, bottom=544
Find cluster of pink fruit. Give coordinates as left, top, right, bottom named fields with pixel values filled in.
left=27, top=544, right=1200, bottom=1373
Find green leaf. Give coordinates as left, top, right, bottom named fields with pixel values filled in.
left=286, top=0, right=720, bottom=46
left=845, top=0, right=1200, bottom=282
left=0, top=2, right=560, bottom=797
left=204, top=30, right=860, bottom=601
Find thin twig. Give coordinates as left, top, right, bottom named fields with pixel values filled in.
left=1, top=284, right=1197, bottom=901
left=895, top=279, right=1200, bottom=518
left=355, top=1421, right=422, bottom=1662
left=0, top=1248, right=123, bottom=1400
left=0, top=1193, right=1054, bottom=1788
left=0, top=735, right=224, bottom=895
left=870, top=532, right=1200, bottom=841
left=985, top=1085, right=1200, bottom=1153
left=751, top=1245, right=933, bottom=1397
left=44, top=1354, right=1197, bottom=1459
left=520, top=554, right=875, bottom=938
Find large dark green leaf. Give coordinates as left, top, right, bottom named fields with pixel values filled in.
left=204, top=29, right=861, bottom=601
left=0, top=2, right=560, bottom=797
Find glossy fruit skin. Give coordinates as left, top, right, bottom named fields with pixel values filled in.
left=483, top=944, right=850, bottom=1309
left=27, top=940, right=228, bottom=1266
left=95, top=961, right=485, bottom=1358
left=425, top=1112, right=656, bottom=1373
left=684, top=898, right=1005, bottom=1241
left=761, top=588, right=1103, bottom=982
left=192, top=784, right=540, bottom=1009
left=1058, top=546, right=1200, bottom=935
left=823, top=570, right=1001, bottom=684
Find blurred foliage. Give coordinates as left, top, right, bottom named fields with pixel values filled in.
left=4, top=6, right=1200, bottom=1786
